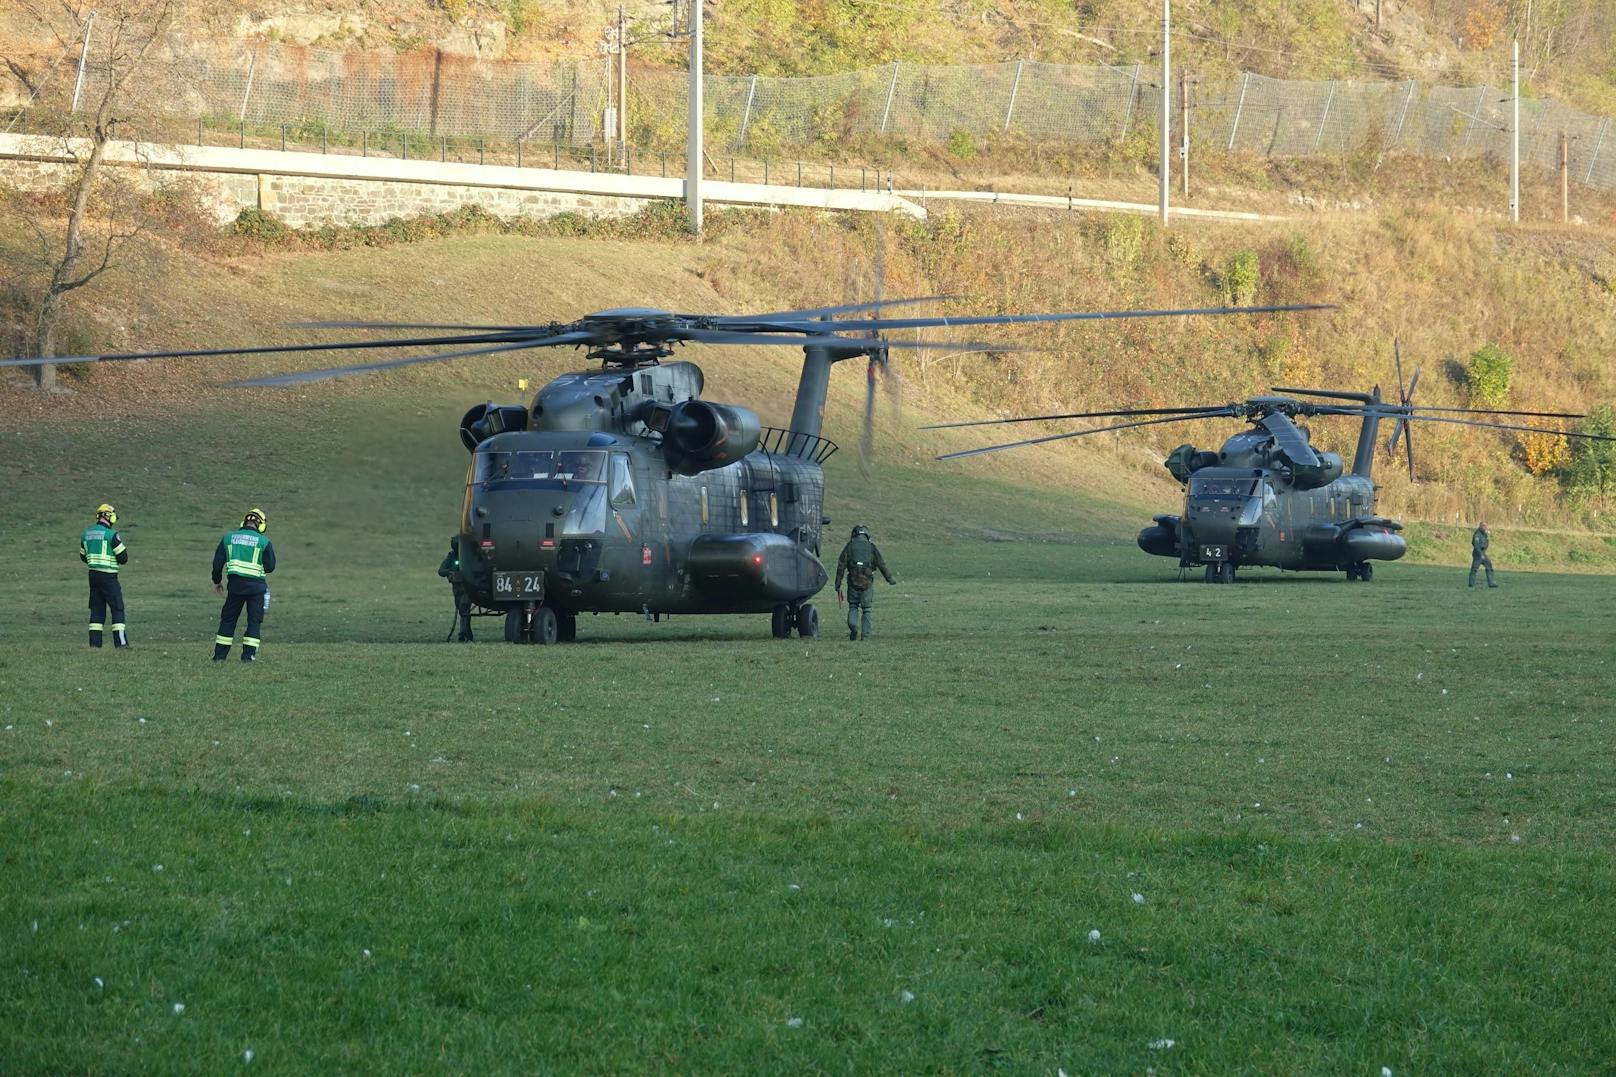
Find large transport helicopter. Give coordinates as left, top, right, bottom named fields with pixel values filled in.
left=4, top=298, right=1329, bottom=631
left=931, top=353, right=1616, bottom=583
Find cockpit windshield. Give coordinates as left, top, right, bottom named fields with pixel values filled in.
left=1190, top=476, right=1259, bottom=499
left=474, top=450, right=607, bottom=484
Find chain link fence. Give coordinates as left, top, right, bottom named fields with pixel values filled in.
left=34, top=37, right=1616, bottom=192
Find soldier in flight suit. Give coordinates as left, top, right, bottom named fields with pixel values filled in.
left=80, top=504, right=130, bottom=648
left=834, top=524, right=897, bottom=641
left=1469, top=521, right=1498, bottom=588
left=212, top=508, right=277, bottom=662
left=438, top=536, right=474, bottom=642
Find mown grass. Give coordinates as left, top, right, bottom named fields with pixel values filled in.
left=3, top=389, right=1615, bottom=1072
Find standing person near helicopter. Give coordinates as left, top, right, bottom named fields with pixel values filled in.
left=80, top=504, right=130, bottom=649
left=834, top=524, right=897, bottom=641
left=212, top=508, right=276, bottom=662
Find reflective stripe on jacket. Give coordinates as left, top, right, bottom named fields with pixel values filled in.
left=80, top=524, right=125, bottom=573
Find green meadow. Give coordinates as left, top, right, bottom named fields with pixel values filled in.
left=3, top=386, right=1614, bottom=1074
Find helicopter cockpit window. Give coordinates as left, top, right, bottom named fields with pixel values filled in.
left=475, top=450, right=553, bottom=483
left=609, top=453, right=636, bottom=508
left=554, top=451, right=605, bottom=483
left=1190, top=476, right=1258, bottom=499
left=562, top=484, right=608, bottom=535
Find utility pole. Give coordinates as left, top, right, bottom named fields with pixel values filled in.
left=687, top=0, right=703, bottom=233
left=1510, top=38, right=1519, bottom=224
left=1159, top=0, right=1170, bottom=225
left=1375, top=0, right=1382, bottom=31
left=69, top=11, right=96, bottom=113
left=1180, top=67, right=1190, bottom=199
left=617, top=5, right=628, bottom=160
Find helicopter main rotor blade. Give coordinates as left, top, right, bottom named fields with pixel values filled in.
left=938, top=410, right=1237, bottom=461
left=724, top=295, right=955, bottom=323
left=787, top=302, right=1335, bottom=336
left=678, top=327, right=1035, bottom=352
left=227, top=331, right=598, bottom=387
left=290, top=320, right=544, bottom=332
left=921, top=405, right=1233, bottom=431
left=1399, top=414, right=1616, bottom=442
left=1406, top=405, right=1586, bottom=419
left=1404, top=419, right=1417, bottom=482
left=0, top=329, right=530, bottom=369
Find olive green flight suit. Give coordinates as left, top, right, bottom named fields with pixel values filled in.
left=835, top=537, right=896, bottom=640
left=1469, top=527, right=1497, bottom=588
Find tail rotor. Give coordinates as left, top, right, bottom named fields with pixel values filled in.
left=1387, top=338, right=1420, bottom=481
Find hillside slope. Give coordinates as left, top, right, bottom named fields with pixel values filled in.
left=4, top=200, right=1616, bottom=551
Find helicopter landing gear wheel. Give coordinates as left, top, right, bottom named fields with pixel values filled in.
left=505, top=604, right=531, bottom=644
left=530, top=605, right=558, bottom=645
left=555, top=610, right=577, bottom=642
left=1205, top=562, right=1234, bottom=584
left=771, top=604, right=792, bottom=639
left=796, top=603, right=819, bottom=638
left=1350, top=561, right=1373, bottom=582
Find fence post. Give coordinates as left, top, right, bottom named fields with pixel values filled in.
left=1003, top=59, right=1025, bottom=133
left=1459, top=85, right=1487, bottom=154
left=1585, top=118, right=1609, bottom=184
left=363, top=130, right=368, bottom=157
left=517, top=137, right=524, bottom=168
left=1227, top=71, right=1250, bottom=150
left=1312, top=80, right=1337, bottom=153
left=197, top=117, right=203, bottom=147
left=1120, top=64, right=1141, bottom=140
left=738, top=74, right=759, bottom=146
left=879, top=62, right=901, bottom=135
left=1389, top=78, right=1417, bottom=147
left=280, top=124, right=286, bottom=152
left=763, top=159, right=769, bottom=185
left=238, top=44, right=259, bottom=123
left=238, top=120, right=244, bottom=149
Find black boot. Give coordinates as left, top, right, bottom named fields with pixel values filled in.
left=113, top=625, right=129, bottom=648
left=458, top=616, right=474, bottom=642
left=241, top=646, right=257, bottom=663
left=89, top=627, right=104, bottom=648
left=213, top=642, right=230, bottom=662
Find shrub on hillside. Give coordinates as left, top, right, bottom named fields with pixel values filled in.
left=946, top=129, right=977, bottom=160
left=1102, top=214, right=1143, bottom=268
left=1223, top=249, right=1260, bottom=306
left=1466, top=343, right=1513, bottom=407
left=231, top=207, right=287, bottom=241
left=1564, top=404, right=1616, bottom=507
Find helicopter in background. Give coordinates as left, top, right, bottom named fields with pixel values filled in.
left=4, top=295, right=1329, bottom=631
left=930, top=353, right=1616, bottom=582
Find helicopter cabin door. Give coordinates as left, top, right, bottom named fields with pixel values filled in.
left=740, top=456, right=780, bottom=536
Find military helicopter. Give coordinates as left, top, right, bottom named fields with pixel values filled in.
left=3, top=297, right=1329, bottom=632
left=929, top=353, right=1616, bottom=583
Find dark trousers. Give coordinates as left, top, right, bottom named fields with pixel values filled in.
left=452, top=583, right=473, bottom=640
left=1469, top=552, right=1496, bottom=587
left=846, top=585, right=874, bottom=639
left=88, top=572, right=127, bottom=647
left=216, top=590, right=267, bottom=656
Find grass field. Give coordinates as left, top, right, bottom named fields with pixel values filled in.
left=3, top=384, right=1615, bottom=1074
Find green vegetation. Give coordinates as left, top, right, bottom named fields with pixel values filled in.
left=1465, top=342, right=1514, bottom=407
left=1222, top=248, right=1261, bottom=306
left=4, top=364, right=1616, bottom=1070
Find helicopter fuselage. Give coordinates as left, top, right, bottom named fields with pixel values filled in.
left=457, top=430, right=830, bottom=618
left=1139, top=466, right=1406, bottom=574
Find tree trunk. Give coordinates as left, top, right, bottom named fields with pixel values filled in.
left=29, top=134, right=109, bottom=392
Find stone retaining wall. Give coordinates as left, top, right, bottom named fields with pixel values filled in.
left=0, top=134, right=924, bottom=228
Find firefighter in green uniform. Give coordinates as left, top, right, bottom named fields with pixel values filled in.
left=79, top=503, right=130, bottom=648
left=438, top=536, right=474, bottom=642
left=834, top=524, right=897, bottom=641
left=212, top=508, right=277, bottom=662
left=1469, top=520, right=1498, bottom=588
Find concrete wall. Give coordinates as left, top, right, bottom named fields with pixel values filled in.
left=0, top=133, right=925, bottom=228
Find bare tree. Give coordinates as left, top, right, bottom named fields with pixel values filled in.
left=4, top=0, right=184, bottom=390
